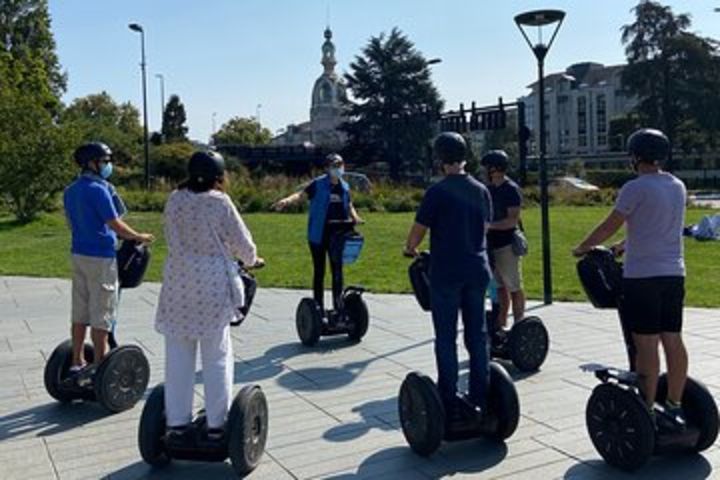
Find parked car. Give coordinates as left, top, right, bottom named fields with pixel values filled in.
left=549, top=176, right=600, bottom=194
left=296, top=172, right=373, bottom=193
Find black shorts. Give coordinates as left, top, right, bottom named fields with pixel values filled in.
left=620, top=276, right=685, bottom=335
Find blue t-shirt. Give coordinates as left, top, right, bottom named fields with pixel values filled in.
left=63, top=175, right=120, bottom=258
left=415, top=174, right=493, bottom=280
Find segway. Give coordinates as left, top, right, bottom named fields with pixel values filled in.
left=577, top=247, right=719, bottom=471
left=408, top=252, right=549, bottom=372
left=139, top=260, right=268, bottom=477
left=296, top=220, right=369, bottom=346
left=398, top=362, right=520, bottom=457
left=43, top=240, right=151, bottom=413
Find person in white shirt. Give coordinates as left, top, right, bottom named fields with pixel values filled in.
left=155, top=151, right=262, bottom=444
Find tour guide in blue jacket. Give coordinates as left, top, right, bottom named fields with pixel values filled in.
left=404, top=132, right=494, bottom=418
left=273, top=154, right=363, bottom=311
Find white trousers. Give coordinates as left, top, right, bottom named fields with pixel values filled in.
left=164, top=326, right=234, bottom=429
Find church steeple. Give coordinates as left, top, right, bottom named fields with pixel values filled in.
left=321, top=26, right=337, bottom=75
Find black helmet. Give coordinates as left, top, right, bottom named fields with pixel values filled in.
left=627, top=128, right=669, bottom=163
left=325, top=153, right=344, bottom=167
left=481, top=150, right=509, bottom=171
left=433, top=132, right=467, bottom=164
left=74, top=142, right=112, bottom=166
left=188, top=150, right=225, bottom=182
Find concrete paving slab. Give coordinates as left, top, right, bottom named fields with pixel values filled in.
left=1, top=276, right=719, bottom=479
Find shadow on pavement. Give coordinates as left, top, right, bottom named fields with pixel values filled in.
left=234, top=339, right=357, bottom=385
left=323, top=397, right=397, bottom=442
left=107, top=460, right=238, bottom=479
left=323, top=441, right=508, bottom=479
left=0, top=401, right=108, bottom=440
left=563, top=455, right=712, bottom=480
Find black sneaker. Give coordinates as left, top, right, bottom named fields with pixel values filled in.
left=63, top=364, right=95, bottom=389
left=655, top=405, right=687, bottom=433
left=165, top=426, right=194, bottom=449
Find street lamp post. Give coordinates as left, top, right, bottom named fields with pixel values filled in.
left=155, top=73, right=165, bottom=129
left=515, top=9, right=565, bottom=306
left=129, top=23, right=150, bottom=190
left=256, top=104, right=262, bottom=135
left=211, top=112, right=218, bottom=144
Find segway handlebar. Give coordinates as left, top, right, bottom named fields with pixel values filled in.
left=238, top=259, right=266, bottom=270
left=326, top=219, right=358, bottom=226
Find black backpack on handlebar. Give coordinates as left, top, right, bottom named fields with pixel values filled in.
left=231, top=264, right=258, bottom=326
left=576, top=248, right=623, bottom=309
left=116, top=240, right=151, bottom=289
left=408, top=252, right=432, bottom=312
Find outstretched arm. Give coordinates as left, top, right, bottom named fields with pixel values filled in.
left=107, top=218, right=155, bottom=243
left=272, top=191, right=306, bottom=211
left=572, top=210, right=625, bottom=257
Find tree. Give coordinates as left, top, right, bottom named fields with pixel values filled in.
left=150, top=142, right=195, bottom=181
left=212, top=116, right=272, bottom=146
left=621, top=1, right=720, bottom=167
left=342, top=28, right=444, bottom=180
left=0, top=1, right=75, bottom=221
left=161, top=94, right=189, bottom=143
left=61, top=92, right=143, bottom=167
left=0, top=88, right=78, bottom=222
left=0, top=0, right=66, bottom=110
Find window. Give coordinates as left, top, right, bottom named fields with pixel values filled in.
left=577, top=96, right=587, bottom=148
left=596, top=94, right=607, bottom=146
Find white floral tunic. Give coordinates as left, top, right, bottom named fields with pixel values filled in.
left=155, top=189, right=257, bottom=339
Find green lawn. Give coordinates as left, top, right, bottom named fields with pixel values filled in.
left=1, top=207, right=718, bottom=307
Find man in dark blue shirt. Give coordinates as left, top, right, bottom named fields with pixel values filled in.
left=405, top=132, right=493, bottom=417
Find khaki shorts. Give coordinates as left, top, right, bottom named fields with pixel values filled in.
left=71, top=254, right=118, bottom=331
left=492, top=245, right=523, bottom=293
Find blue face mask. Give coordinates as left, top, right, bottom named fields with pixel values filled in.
left=330, top=166, right=344, bottom=179
left=99, top=162, right=113, bottom=179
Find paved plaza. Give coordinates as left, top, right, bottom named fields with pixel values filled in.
left=2, top=276, right=720, bottom=479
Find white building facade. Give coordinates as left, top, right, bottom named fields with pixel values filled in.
left=519, top=62, right=637, bottom=157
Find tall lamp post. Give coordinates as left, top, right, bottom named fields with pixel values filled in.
left=129, top=23, right=150, bottom=190
left=155, top=73, right=165, bottom=129
left=514, top=9, right=565, bottom=305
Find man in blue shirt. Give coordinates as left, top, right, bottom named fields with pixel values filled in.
left=64, top=142, right=154, bottom=379
left=405, top=132, right=493, bottom=419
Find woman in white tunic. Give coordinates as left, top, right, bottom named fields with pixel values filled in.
left=155, top=150, right=260, bottom=442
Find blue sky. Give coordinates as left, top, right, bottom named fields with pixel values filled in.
left=49, top=1, right=720, bottom=142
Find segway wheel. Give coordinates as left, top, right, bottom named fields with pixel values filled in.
left=486, top=362, right=520, bottom=441
left=508, top=317, right=549, bottom=372
left=138, top=384, right=171, bottom=467
left=656, top=374, right=719, bottom=452
left=44, top=340, right=95, bottom=402
left=94, top=345, right=150, bottom=413
left=345, top=292, right=369, bottom=342
left=228, top=385, right=269, bottom=477
left=398, top=372, right=445, bottom=457
left=586, top=383, right=655, bottom=471
left=296, top=298, right=322, bottom=346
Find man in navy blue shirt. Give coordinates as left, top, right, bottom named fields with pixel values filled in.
left=404, top=132, right=493, bottom=418
left=64, top=142, right=154, bottom=380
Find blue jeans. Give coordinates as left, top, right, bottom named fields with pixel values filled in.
left=430, top=270, right=490, bottom=410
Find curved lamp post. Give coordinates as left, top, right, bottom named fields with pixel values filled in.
left=515, top=9, right=565, bottom=305
left=129, top=23, right=150, bottom=190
